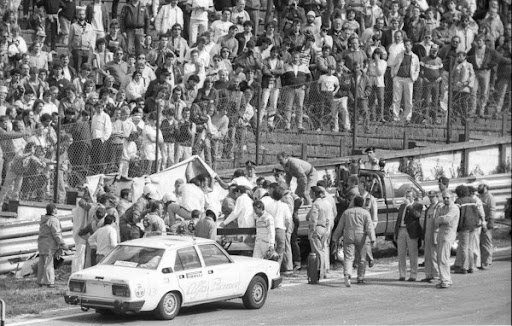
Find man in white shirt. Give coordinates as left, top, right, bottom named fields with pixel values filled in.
left=88, top=215, right=118, bottom=263
left=189, top=0, right=213, bottom=45
left=261, top=185, right=292, bottom=269
left=90, top=102, right=112, bottom=173
left=167, top=175, right=207, bottom=225
left=220, top=186, right=255, bottom=228
left=210, top=8, right=234, bottom=43
left=155, top=0, right=184, bottom=36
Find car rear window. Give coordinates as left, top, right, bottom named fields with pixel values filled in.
left=174, top=247, right=202, bottom=271
left=102, top=245, right=164, bottom=270
left=198, top=244, right=231, bottom=266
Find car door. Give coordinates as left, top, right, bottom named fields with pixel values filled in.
left=197, top=243, right=241, bottom=299
left=173, top=246, right=209, bottom=303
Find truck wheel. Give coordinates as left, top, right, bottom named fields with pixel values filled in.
left=155, top=291, right=181, bottom=320
left=242, top=276, right=268, bottom=309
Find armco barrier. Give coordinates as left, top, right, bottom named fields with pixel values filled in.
left=0, top=174, right=509, bottom=274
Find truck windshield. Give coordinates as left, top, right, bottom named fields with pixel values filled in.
left=102, top=245, right=164, bottom=270
left=391, top=176, right=421, bottom=199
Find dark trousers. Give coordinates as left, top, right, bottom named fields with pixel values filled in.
left=369, top=85, right=384, bottom=121
left=112, top=0, right=120, bottom=19
left=71, top=49, right=91, bottom=73
left=68, top=142, right=91, bottom=187
left=423, top=80, right=441, bottom=121
left=90, top=138, right=105, bottom=174
left=453, top=91, right=471, bottom=124
left=45, top=17, right=58, bottom=50
left=105, top=141, right=123, bottom=174
left=291, top=216, right=301, bottom=266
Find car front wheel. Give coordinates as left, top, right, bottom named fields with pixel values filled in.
left=155, top=291, right=181, bottom=320
left=242, top=276, right=268, bottom=309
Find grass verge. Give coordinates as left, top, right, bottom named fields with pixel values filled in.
left=0, top=264, right=70, bottom=318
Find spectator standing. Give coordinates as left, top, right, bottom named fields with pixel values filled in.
left=281, top=50, right=311, bottom=131
left=86, top=0, right=110, bottom=39
left=394, top=190, right=422, bottom=281
left=90, top=102, right=112, bottom=173
left=390, top=38, right=420, bottom=122
left=120, top=0, right=150, bottom=55
left=37, top=203, right=67, bottom=286
left=451, top=51, right=474, bottom=122
left=422, top=190, right=441, bottom=283
left=434, top=191, right=460, bottom=288
left=332, top=195, right=375, bottom=286
left=478, top=182, right=495, bottom=269
left=188, top=0, right=213, bottom=45
left=155, top=0, right=184, bottom=36
left=367, top=48, right=386, bottom=122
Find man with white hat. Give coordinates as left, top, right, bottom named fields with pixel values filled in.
left=303, top=11, right=320, bottom=36
left=68, top=5, right=96, bottom=73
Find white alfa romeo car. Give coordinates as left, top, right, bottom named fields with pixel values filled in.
left=64, top=236, right=282, bottom=320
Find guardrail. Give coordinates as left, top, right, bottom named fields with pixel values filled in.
left=0, top=174, right=509, bottom=275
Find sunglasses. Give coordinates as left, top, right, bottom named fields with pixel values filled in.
left=443, top=197, right=450, bottom=199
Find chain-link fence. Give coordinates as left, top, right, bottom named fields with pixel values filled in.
left=0, top=65, right=510, bottom=205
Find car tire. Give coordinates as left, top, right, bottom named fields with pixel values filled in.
left=242, top=275, right=268, bottom=309
left=155, top=291, right=181, bottom=320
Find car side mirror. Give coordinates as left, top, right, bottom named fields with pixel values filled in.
left=161, top=267, right=173, bottom=274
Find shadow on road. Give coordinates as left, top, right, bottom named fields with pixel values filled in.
left=363, top=277, right=435, bottom=289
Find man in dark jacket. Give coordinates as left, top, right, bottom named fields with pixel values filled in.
left=119, top=0, right=150, bottom=55
left=454, top=185, right=484, bottom=274
left=394, top=190, right=423, bottom=281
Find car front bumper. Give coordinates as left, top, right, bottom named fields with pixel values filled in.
left=64, top=294, right=145, bottom=312
left=271, top=276, right=282, bottom=289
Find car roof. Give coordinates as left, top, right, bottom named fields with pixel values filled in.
left=120, top=235, right=215, bottom=250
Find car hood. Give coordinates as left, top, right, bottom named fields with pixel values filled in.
left=70, top=264, right=156, bottom=283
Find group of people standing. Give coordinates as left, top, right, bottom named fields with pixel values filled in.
left=395, top=176, right=495, bottom=289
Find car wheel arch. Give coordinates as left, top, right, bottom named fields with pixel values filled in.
left=254, top=272, right=269, bottom=290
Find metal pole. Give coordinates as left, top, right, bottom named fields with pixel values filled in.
left=352, top=70, right=358, bottom=154
left=155, top=105, right=160, bottom=174
left=446, top=57, right=452, bottom=144
left=0, top=298, right=5, bottom=326
left=255, top=90, right=261, bottom=165
left=53, top=115, right=61, bottom=203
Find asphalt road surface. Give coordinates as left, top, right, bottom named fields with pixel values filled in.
left=10, top=250, right=511, bottom=326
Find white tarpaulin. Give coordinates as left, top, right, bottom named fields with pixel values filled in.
left=84, top=156, right=226, bottom=215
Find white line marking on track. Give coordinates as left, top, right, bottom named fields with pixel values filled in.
left=9, top=311, right=95, bottom=326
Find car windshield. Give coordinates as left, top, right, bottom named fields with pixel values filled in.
left=102, top=245, right=164, bottom=270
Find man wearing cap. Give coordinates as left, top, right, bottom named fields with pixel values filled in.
left=68, top=6, right=96, bottom=73
left=478, top=182, right=496, bottom=269
left=280, top=0, right=306, bottom=34
left=364, top=147, right=379, bottom=170
left=119, top=0, right=150, bottom=55
left=434, top=191, right=460, bottom=288
left=422, top=190, right=442, bottom=282
left=277, top=152, right=318, bottom=205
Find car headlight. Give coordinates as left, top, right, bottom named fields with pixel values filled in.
left=69, top=280, right=86, bottom=293
left=112, top=284, right=130, bottom=297
left=134, top=284, right=145, bottom=298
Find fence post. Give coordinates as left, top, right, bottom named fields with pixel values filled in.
left=352, top=70, right=358, bottom=154
left=53, top=115, right=61, bottom=204
left=402, top=127, right=409, bottom=150
left=0, top=298, right=5, bottom=326
left=446, top=57, right=452, bottom=144
left=255, top=90, right=261, bottom=165
left=155, top=104, right=160, bottom=174
left=301, top=143, right=308, bottom=160
left=502, top=111, right=507, bottom=137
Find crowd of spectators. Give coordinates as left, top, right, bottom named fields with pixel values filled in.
left=0, top=0, right=511, bottom=205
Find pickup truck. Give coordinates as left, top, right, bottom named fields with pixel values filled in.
left=219, top=168, right=427, bottom=254
left=297, top=169, right=427, bottom=241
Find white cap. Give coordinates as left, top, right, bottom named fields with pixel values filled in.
left=143, top=184, right=160, bottom=200
left=307, top=11, right=316, bottom=17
